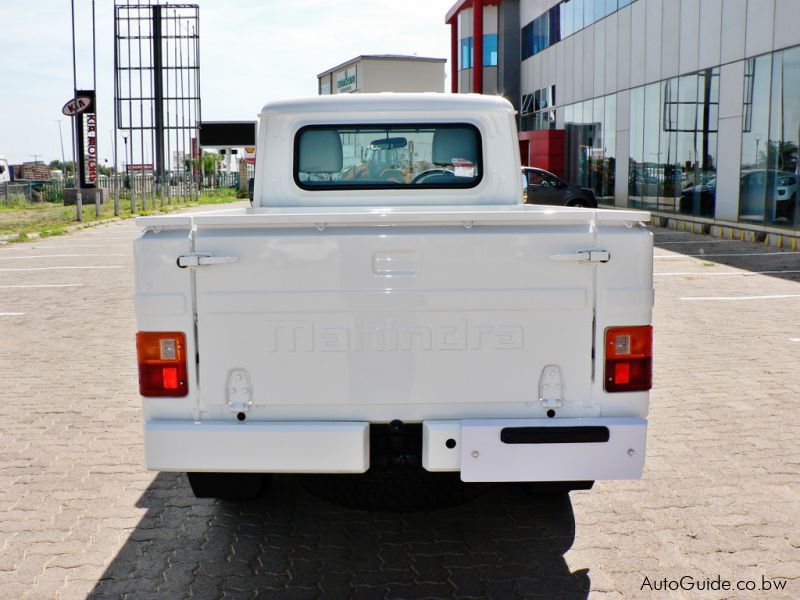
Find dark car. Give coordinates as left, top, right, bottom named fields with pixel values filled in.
left=679, top=177, right=717, bottom=217
left=680, top=169, right=797, bottom=221
left=522, top=167, right=598, bottom=207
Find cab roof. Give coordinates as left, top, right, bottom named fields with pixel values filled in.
left=259, top=93, right=513, bottom=117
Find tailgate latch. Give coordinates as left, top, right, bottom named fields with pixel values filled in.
left=539, top=365, right=564, bottom=408
left=177, top=253, right=239, bottom=268
left=549, top=250, right=610, bottom=263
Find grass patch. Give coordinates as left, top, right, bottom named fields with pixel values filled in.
left=0, top=189, right=241, bottom=240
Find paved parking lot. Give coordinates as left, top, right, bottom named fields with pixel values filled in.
left=0, top=207, right=798, bottom=599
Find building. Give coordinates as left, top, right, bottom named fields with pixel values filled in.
left=318, top=55, right=447, bottom=95
left=446, top=0, right=800, bottom=239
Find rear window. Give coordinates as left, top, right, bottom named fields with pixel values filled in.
left=294, top=124, right=482, bottom=190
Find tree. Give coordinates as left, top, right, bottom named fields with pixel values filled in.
left=48, top=160, right=76, bottom=174
left=201, top=151, right=221, bottom=175
left=184, top=152, right=221, bottom=174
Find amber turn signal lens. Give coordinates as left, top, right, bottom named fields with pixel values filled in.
left=604, top=326, right=652, bottom=392
left=136, top=332, right=188, bottom=397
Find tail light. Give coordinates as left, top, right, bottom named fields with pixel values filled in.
left=604, top=326, right=652, bottom=392
left=136, top=332, right=189, bottom=397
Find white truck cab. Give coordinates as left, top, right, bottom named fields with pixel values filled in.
left=0, top=156, right=10, bottom=185
left=134, top=94, right=653, bottom=503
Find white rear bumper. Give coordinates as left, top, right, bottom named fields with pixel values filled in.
left=144, top=420, right=370, bottom=473
left=144, top=417, right=646, bottom=481
left=449, top=418, right=647, bottom=482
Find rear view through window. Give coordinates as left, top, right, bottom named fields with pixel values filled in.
left=295, top=124, right=481, bottom=189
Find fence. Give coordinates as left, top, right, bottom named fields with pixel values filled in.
left=1, top=182, right=51, bottom=204
left=1, top=171, right=243, bottom=208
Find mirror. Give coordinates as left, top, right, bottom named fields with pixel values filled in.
left=369, top=137, right=407, bottom=150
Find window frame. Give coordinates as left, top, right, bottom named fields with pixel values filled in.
left=293, top=123, right=484, bottom=192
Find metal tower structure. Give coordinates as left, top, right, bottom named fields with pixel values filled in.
left=114, top=2, right=201, bottom=210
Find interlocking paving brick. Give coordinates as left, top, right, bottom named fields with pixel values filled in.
left=0, top=216, right=798, bottom=598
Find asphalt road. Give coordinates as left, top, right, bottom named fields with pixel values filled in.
left=0, top=205, right=798, bottom=599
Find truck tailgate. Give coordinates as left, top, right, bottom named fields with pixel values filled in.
left=189, top=208, right=608, bottom=421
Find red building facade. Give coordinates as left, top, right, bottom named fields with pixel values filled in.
left=445, top=0, right=566, bottom=178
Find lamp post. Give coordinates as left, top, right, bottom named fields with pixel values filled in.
left=70, top=0, right=83, bottom=221
left=755, top=135, right=761, bottom=168
left=111, top=129, right=119, bottom=216
left=56, top=120, right=67, bottom=177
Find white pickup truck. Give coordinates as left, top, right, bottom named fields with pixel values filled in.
left=0, top=156, right=9, bottom=185
left=134, top=93, right=653, bottom=504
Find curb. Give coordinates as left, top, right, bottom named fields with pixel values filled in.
left=651, top=215, right=800, bottom=250
left=0, top=216, right=124, bottom=245
left=63, top=217, right=124, bottom=234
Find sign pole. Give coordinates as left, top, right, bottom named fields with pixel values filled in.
left=124, top=136, right=135, bottom=214
left=152, top=5, right=166, bottom=209
left=92, top=0, right=99, bottom=217
left=70, top=0, right=82, bottom=221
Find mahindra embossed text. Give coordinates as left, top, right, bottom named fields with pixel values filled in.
left=263, top=319, right=525, bottom=353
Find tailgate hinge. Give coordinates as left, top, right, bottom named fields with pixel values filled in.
left=177, top=253, right=239, bottom=268
left=539, top=365, right=564, bottom=408
left=549, top=249, right=610, bottom=263
left=226, top=369, right=253, bottom=413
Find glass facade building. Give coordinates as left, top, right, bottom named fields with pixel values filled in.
left=447, top=0, right=800, bottom=236
left=460, top=34, right=499, bottom=69
left=452, top=2, right=501, bottom=95
left=627, top=68, right=720, bottom=217
left=563, top=93, right=616, bottom=202
left=521, top=0, right=633, bottom=61
left=738, top=47, right=800, bottom=228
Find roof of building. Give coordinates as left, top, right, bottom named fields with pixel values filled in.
left=445, top=0, right=501, bottom=24
left=317, top=55, right=447, bottom=78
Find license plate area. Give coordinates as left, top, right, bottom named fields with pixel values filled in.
left=459, top=418, right=646, bottom=482
left=500, top=426, right=610, bottom=444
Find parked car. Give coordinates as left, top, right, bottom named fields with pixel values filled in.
left=680, top=169, right=797, bottom=221
left=522, top=167, right=598, bottom=207
left=679, top=178, right=717, bottom=217
left=755, top=169, right=796, bottom=222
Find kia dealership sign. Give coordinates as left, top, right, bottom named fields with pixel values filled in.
left=62, top=90, right=97, bottom=188
left=61, top=96, right=94, bottom=116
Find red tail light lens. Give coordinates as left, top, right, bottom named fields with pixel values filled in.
left=136, top=332, right=188, bottom=397
left=604, top=326, right=652, bottom=392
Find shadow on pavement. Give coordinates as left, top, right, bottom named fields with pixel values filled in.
left=652, top=229, right=800, bottom=283
left=89, top=473, right=590, bottom=599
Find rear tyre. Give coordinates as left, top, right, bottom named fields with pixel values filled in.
left=302, top=453, right=491, bottom=512
left=186, top=472, right=270, bottom=501
left=524, top=481, right=594, bottom=495
left=567, top=198, right=597, bottom=208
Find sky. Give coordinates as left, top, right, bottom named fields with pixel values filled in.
left=0, top=0, right=455, bottom=166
